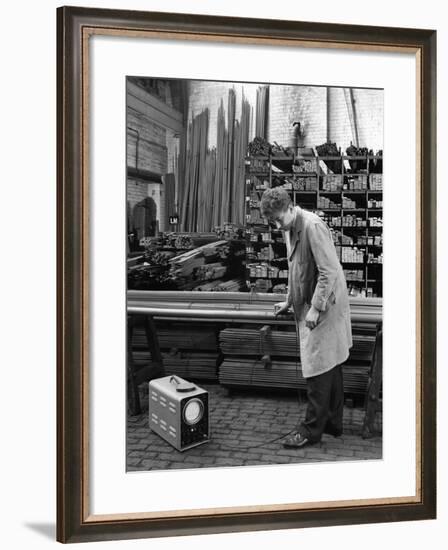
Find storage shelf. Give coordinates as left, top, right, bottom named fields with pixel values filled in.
left=267, top=189, right=384, bottom=194
left=338, top=244, right=382, bottom=248
left=248, top=241, right=285, bottom=246
left=245, top=153, right=383, bottom=297
left=247, top=154, right=383, bottom=161
left=272, top=172, right=318, bottom=177
left=330, top=226, right=382, bottom=231
left=247, top=276, right=288, bottom=281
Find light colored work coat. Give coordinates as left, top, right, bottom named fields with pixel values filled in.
left=284, top=206, right=353, bottom=378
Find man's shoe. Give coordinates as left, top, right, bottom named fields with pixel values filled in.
left=282, top=432, right=312, bottom=448
left=324, top=427, right=343, bottom=438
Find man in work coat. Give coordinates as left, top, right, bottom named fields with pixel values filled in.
left=260, top=188, right=353, bottom=448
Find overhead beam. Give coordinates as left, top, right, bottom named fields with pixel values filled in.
left=127, top=81, right=183, bottom=133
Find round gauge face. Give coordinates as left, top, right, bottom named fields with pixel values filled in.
left=183, top=399, right=203, bottom=425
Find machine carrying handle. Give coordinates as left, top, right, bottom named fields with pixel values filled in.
left=170, top=375, right=196, bottom=393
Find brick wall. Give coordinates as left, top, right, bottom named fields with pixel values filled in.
left=327, top=87, right=351, bottom=153
left=127, top=80, right=181, bottom=235
left=127, top=178, right=149, bottom=240
left=328, top=87, right=383, bottom=153
left=127, top=178, right=148, bottom=211
left=187, top=80, right=383, bottom=152
left=351, top=88, right=383, bottom=152
left=126, top=180, right=166, bottom=234
left=126, top=109, right=168, bottom=174
left=268, top=85, right=327, bottom=148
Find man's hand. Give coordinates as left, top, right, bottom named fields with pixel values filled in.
left=274, top=301, right=290, bottom=316
left=305, top=305, right=320, bottom=330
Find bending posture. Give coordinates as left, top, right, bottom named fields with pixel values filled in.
left=260, top=188, right=353, bottom=448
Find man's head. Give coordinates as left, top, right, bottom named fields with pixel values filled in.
left=260, top=187, right=295, bottom=230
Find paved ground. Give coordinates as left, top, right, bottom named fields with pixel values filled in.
left=127, top=383, right=382, bottom=471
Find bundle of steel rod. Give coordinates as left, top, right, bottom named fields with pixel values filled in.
left=214, top=222, right=244, bottom=241
left=255, top=86, right=269, bottom=140
left=127, top=264, right=178, bottom=291
left=316, top=141, right=342, bottom=174
left=164, top=232, right=218, bottom=250
left=131, top=319, right=219, bottom=381
left=345, top=143, right=377, bottom=173
left=219, top=359, right=304, bottom=389
left=219, top=359, right=370, bottom=393
left=139, top=236, right=164, bottom=249
left=127, top=290, right=383, bottom=324
left=232, top=95, right=251, bottom=225
left=247, top=136, right=271, bottom=157
left=212, top=100, right=226, bottom=229
left=177, top=125, right=187, bottom=214
left=223, top=89, right=236, bottom=225
left=201, top=148, right=216, bottom=232
left=194, top=262, right=228, bottom=282
left=180, top=109, right=208, bottom=231
left=194, top=278, right=246, bottom=292
left=271, top=141, right=294, bottom=156
left=219, top=325, right=375, bottom=362
left=142, top=249, right=176, bottom=267
left=167, top=239, right=247, bottom=291
left=179, top=89, right=250, bottom=232
left=168, top=240, right=227, bottom=276
left=132, top=323, right=217, bottom=352
left=127, top=255, right=144, bottom=268
left=348, top=322, right=378, bottom=361
left=338, top=365, right=371, bottom=393
left=162, top=352, right=219, bottom=381
left=220, top=328, right=298, bottom=357
left=131, top=349, right=218, bottom=381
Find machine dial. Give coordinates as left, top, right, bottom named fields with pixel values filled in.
left=183, top=399, right=203, bottom=425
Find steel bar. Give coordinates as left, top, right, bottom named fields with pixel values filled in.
left=127, top=304, right=381, bottom=323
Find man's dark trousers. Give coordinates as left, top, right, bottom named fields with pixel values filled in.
left=298, top=363, right=344, bottom=443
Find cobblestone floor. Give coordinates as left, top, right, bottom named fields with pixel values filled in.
left=127, top=383, right=382, bottom=472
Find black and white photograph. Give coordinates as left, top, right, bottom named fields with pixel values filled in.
left=2, top=0, right=442, bottom=546
left=126, top=77, right=384, bottom=472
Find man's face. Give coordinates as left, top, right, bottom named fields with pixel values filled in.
left=270, top=205, right=295, bottom=230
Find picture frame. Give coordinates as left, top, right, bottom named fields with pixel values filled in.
left=56, top=5, right=437, bottom=543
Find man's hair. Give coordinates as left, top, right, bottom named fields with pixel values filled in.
left=260, top=187, right=292, bottom=218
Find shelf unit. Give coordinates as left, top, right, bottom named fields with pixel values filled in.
left=244, top=153, right=383, bottom=298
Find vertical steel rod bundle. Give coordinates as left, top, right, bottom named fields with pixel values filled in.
left=179, top=88, right=251, bottom=231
